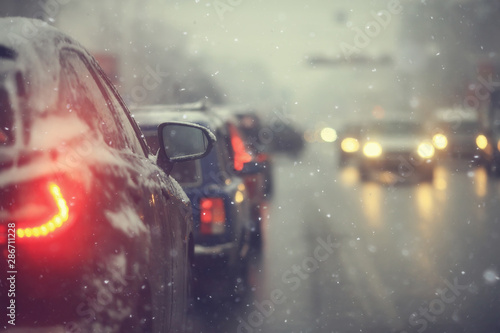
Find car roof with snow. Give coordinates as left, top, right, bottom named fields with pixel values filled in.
left=0, top=18, right=91, bottom=116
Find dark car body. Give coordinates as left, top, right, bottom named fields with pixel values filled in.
left=131, top=104, right=253, bottom=296
left=0, top=18, right=212, bottom=332
left=212, top=107, right=270, bottom=247
left=358, top=120, right=436, bottom=182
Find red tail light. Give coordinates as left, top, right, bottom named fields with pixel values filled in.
left=229, top=124, right=252, bottom=171
left=17, top=183, right=69, bottom=239
left=1, top=178, right=80, bottom=241
left=200, top=198, right=225, bottom=235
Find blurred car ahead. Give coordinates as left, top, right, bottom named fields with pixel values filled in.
left=230, top=108, right=274, bottom=200
left=429, top=108, right=487, bottom=164
left=131, top=104, right=254, bottom=298
left=0, top=18, right=215, bottom=332
left=213, top=106, right=271, bottom=249
left=481, top=89, right=500, bottom=176
left=337, top=123, right=363, bottom=167
left=358, top=119, right=436, bottom=182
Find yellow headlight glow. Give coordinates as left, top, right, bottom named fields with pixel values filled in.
left=417, top=142, right=435, bottom=159
left=363, top=142, right=382, bottom=158
left=475, top=134, right=488, bottom=150
left=432, top=133, right=448, bottom=150
left=341, top=137, right=359, bottom=153
left=320, top=127, right=337, bottom=143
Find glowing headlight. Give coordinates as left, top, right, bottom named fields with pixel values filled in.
left=320, top=127, right=337, bottom=142
left=341, top=137, right=359, bottom=153
left=432, top=133, right=448, bottom=150
left=475, top=134, right=488, bottom=150
left=363, top=142, right=382, bottom=158
left=417, top=142, right=435, bottom=159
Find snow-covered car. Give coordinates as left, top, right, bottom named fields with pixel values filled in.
left=0, top=18, right=215, bottom=332
left=131, top=104, right=254, bottom=298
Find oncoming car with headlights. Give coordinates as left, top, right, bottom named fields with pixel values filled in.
left=358, top=120, right=436, bottom=182
left=429, top=108, right=487, bottom=164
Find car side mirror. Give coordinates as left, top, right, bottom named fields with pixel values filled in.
left=157, top=122, right=215, bottom=163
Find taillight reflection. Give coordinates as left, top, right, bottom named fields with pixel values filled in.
left=200, top=198, right=225, bottom=235
left=17, top=183, right=69, bottom=239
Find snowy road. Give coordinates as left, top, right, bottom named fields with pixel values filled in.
left=187, top=143, right=500, bottom=333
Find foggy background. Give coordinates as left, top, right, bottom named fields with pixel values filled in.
left=4, top=0, right=500, bottom=131
left=3, top=2, right=500, bottom=333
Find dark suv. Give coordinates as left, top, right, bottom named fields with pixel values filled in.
left=132, top=104, right=254, bottom=297
left=0, top=18, right=214, bottom=332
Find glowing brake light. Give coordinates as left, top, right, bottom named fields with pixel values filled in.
left=200, top=198, right=225, bottom=235
left=229, top=124, right=252, bottom=171
left=17, top=183, right=69, bottom=239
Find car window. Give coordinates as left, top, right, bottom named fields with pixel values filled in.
left=93, top=67, right=148, bottom=155
left=59, top=49, right=123, bottom=149
left=59, top=49, right=147, bottom=155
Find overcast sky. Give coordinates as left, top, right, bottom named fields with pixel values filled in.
left=55, top=0, right=404, bottom=127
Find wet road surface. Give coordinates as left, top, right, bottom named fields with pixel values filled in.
left=187, top=143, right=500, bottom=333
